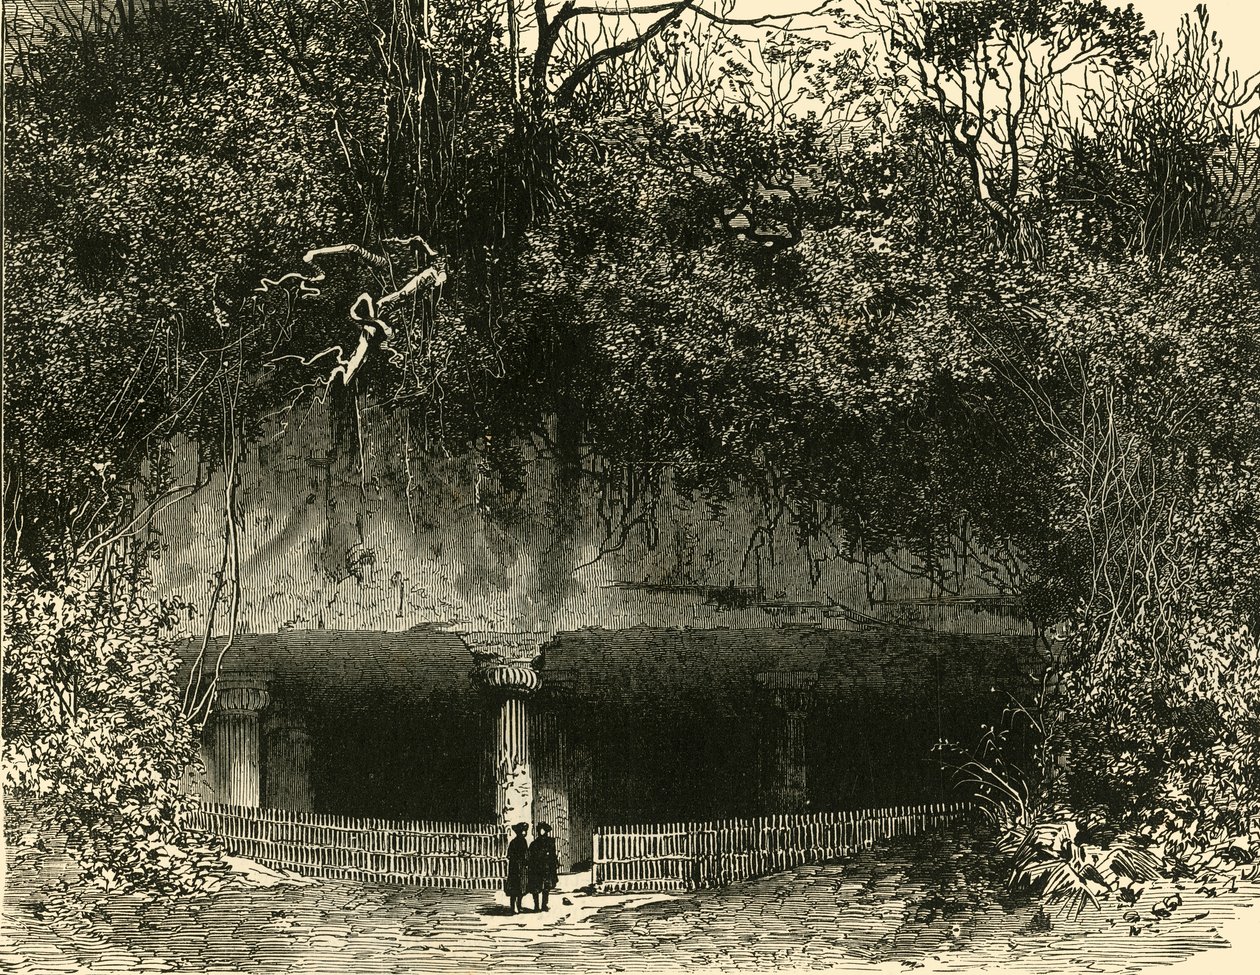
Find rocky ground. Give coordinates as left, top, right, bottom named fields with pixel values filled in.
left=3, top=826, right=1258, bottom=974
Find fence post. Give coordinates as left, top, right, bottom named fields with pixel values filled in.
left=592, top=828, right=601, bottom=890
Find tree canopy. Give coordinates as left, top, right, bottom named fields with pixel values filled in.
left=6, top=0, right=1260, bottom=890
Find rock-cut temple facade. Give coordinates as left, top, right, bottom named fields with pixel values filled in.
left=161, top=409, right=1043, bottom=870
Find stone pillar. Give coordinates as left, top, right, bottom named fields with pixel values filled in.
left=758, top=671, right=815, bottom=814
left=476, top=661, right=541, bottom=831
left=530, top=707, right=572, bottom=869
left=264, top=704, right=314, bottom=812
left=211, top=673, right=271, bottom=808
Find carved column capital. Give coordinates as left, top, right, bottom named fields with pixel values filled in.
left=757, top=670, right=816, bottom=717
left=264, top=702, right=311, bottom=738
left=215, top=673, right=272, bottom=716
left=476, top=662, right=542, bottom=698
left=461, top=631, right=547, bottom=700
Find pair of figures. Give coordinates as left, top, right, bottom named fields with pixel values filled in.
left=504, top=822, right=559, bottom=914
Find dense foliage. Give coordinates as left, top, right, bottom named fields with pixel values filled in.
left=3, top=561, right=229, bottom=895
left=3, top=2, right=352, bottom=573
left=6, top=0, right=1260, bottom=896
left=498, top=0, right=1260, bottom=883
left=2, top=1, right=353, bottom=890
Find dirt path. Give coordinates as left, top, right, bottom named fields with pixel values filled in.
left=4, top=830, right=1258, bottom=974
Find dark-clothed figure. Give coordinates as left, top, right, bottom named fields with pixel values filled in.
left=505, top=822, right=530, bottom=914
left=527, top=822, right=559, bottom=912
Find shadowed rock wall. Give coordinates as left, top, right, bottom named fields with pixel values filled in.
left=147, top=406, right=1029, bottom=641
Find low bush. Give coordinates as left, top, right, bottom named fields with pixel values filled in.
left=1054, top=614, right=1260, bottom=877
left=2, top=559, right=229, bottom=896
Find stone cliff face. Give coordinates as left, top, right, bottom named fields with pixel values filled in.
left=154, top=407, right=1038, bottom=831
left=146, top=405, right=1027, bottom=640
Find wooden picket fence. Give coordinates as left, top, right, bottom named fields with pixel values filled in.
left=592, top=801, right=974, bottom=893
left=188, top=804, right=507, bottom=889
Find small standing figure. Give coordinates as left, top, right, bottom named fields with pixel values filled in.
left=527, top=822, right=559, bottom=912
left=505, top=822, right=530, bottom=915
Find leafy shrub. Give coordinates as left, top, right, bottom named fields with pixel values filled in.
left=1053, top=613, right=1260, bottom=875
left=1007, top=818, right=1163, bottom=916
left=2, top=559, right=229, bottom=895
left=937, top=679, right=1169, bottom=912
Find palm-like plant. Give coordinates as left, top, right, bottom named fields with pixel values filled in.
left=1010, top=821, right=1164, bottom=917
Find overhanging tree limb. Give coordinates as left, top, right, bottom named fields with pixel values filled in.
left=567, top=0, right=828, bottom=26
left=547, top=1, right=829, bottom=105
left=553, top=0, right=698, bottom=106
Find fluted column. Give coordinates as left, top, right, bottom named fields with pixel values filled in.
left=264, top=704, right=314, bottom=812
left=758, top=671, right=815, bottom=814
left=212, top=674, right=271, bottom=808
left=476, top=661, right=541, bottom=831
